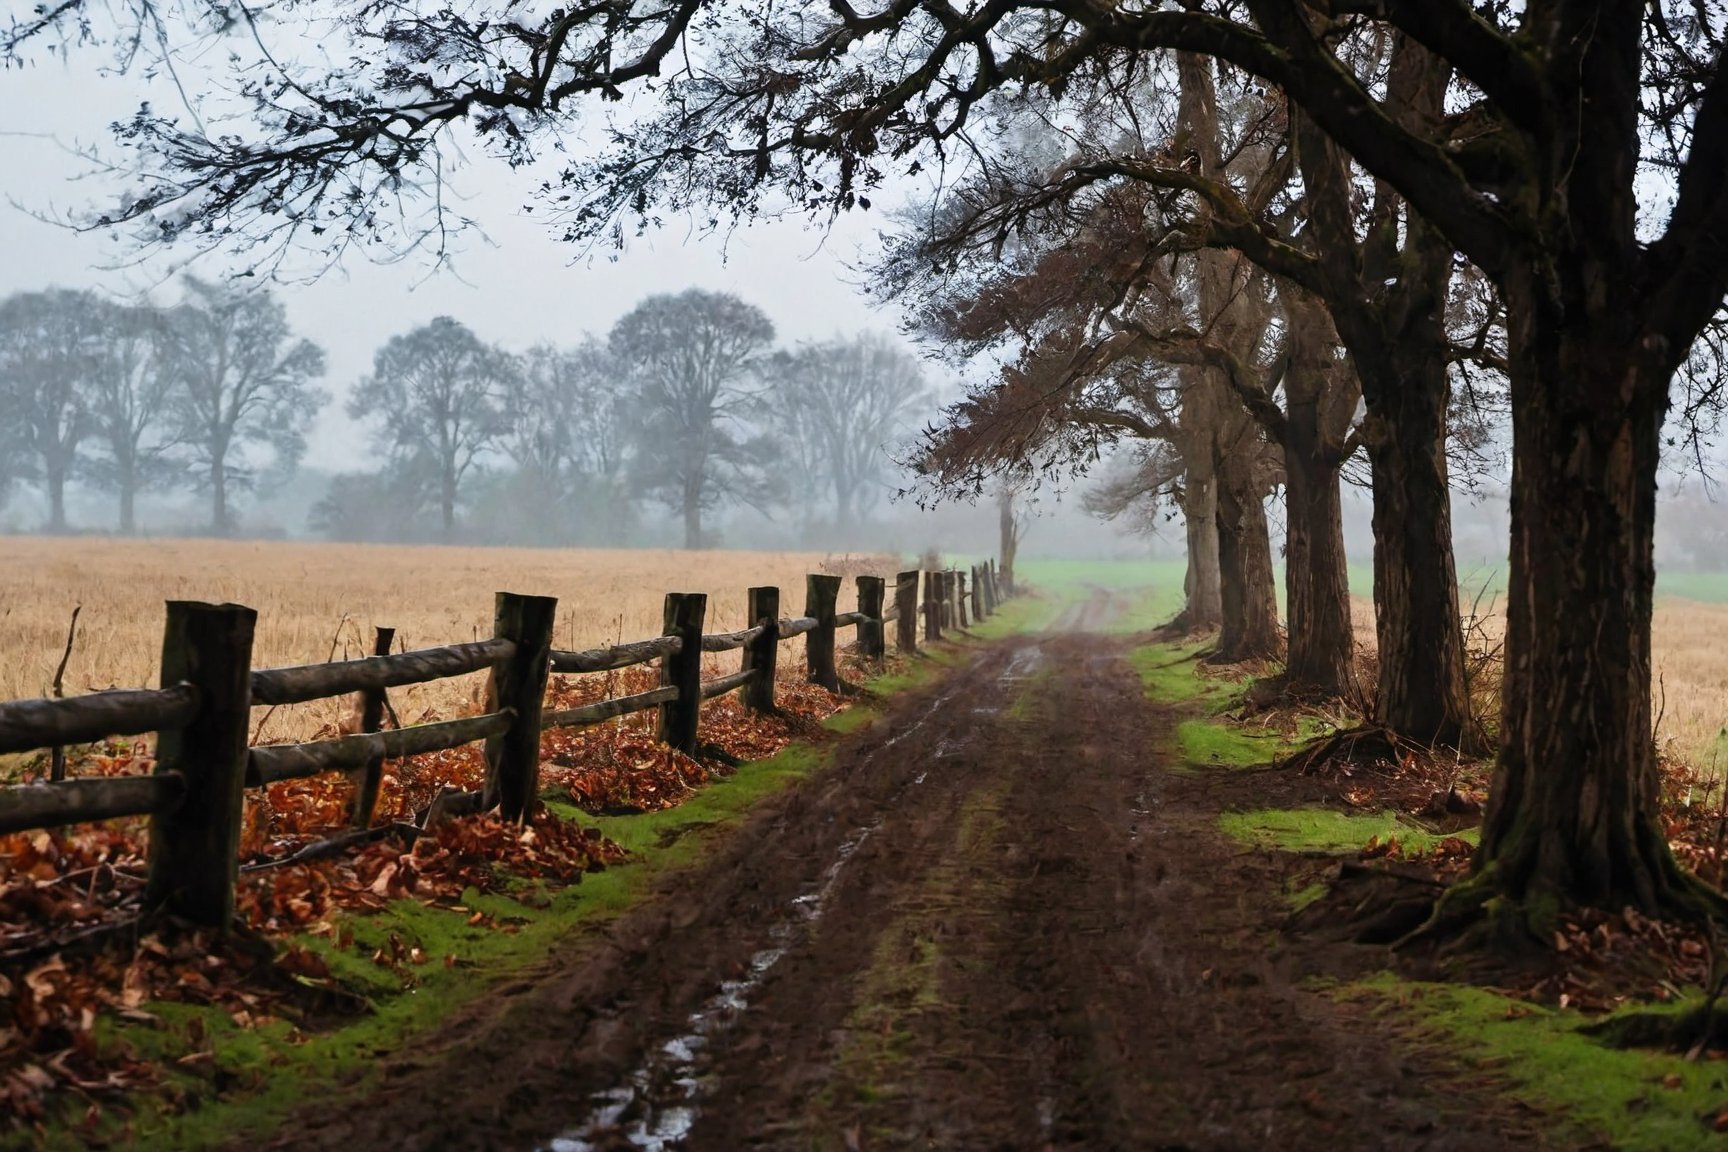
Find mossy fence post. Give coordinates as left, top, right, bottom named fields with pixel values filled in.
left=349, top=624, right=395, bottom=828
left=956, top=570, right=970, bottom=629
left=895, top=570, right=919, bottom=654
left=806, top=574, right=842, bottom=690
left=659, top=592, right=707, bottom=753
left=857, top=575, right=885, bottom=661
left=145, top=601, right=256, bottom=930
left=483, top=592, right=557, bottom=822
left=742, top=585, right=779, bottom=714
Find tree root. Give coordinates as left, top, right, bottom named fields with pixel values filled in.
left=1277, top=724, right=1413, bottom=776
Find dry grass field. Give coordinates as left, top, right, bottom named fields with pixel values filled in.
left=1348, top=591, right=1728, bottom=775
left=0, top=537, right=899, bottom=743
left=6, top=538, right=1728, bottom=771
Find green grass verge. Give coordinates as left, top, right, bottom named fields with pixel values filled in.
left=39, top=657, right=945, bottom=1152
left=1343, top=974, right=1728, bottom=1151
left=1219, top=807, right=1477, bottom=855
left=55, top=738, right=829, bottom=1152
left=1127, top=642, right=1241, bottom=708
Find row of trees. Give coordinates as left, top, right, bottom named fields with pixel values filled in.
left=324, top=289, right=929, bottom=546
left=0, top=285, right=929, bottom=544
left=18, top=1, right=1728, bottom=943
left=0, top=280, right=324, bottom=535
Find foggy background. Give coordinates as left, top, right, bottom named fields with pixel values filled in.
left=0, top=43, right=1720, bottom=578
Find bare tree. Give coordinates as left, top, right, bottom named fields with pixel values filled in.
left=769, top=332, right=929, bottom=532
left=504, top=339, right=635, bottom=542
left=0, top=289, right=101, bottom=532
left=349, top=316, right=512, bottom=541
left=610, top=289, right=776, bottom=549
left=164, top=277, right=326, bottom=536
left=86, top=299, right=178, bottom=533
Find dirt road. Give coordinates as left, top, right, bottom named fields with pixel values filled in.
left=271, top=616, right=1528, bottom=1152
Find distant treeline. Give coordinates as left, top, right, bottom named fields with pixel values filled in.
left=0, top=282, right=930, bottom=547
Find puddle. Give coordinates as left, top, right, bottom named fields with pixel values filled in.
left=543, top=824, right=876, bottom=1151
left=998, top=644, right=1044, bottom=684
left=541, top=660, right=984, bottom=1150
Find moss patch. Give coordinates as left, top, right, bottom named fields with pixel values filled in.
left=1129, top=643, right=1242, bottom=709
left=1176, top=718, right=1284, bottom=769
left=1219, top=807, right=1476, bottom=855
left=1344, top=975, right=1728, bottom=1151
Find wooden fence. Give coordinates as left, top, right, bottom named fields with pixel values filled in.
left=0, top=561, right=1007, bottom=928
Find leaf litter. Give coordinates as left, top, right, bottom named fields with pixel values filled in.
left=0, top=653, right=868, bottom=1134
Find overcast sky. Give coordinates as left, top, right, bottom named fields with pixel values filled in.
left=0, top=46, right=935, bottom=472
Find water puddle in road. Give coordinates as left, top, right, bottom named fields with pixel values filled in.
left=998, top=644, right=1044, bottom=684
left=544, top=824, right=877, bottom=1152
left=542, top=674, right=983, bottom=1150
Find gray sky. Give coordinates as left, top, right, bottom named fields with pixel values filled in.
left=0, top=50, right=926, bottom=472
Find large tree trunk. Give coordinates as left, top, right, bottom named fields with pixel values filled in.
left=1214, top=452, right=1280, bottom=663
left=1279, top=292, right=1356, bottom=698
left=441, top=472, right=457, bottom=542
left=998, top=488, right=1019, bottom=590
left=1282, top=432, right=1351, bottom=696
left=1361, top=359, right=1475, bottom=747
left=119, top=474, right=136, bottom=535
left=1175, top=368, right=1223, bottom=631
left=1469, top=291, right=1700, bottom=930
left=1292, top=54, right=1477, bottom=748
left=1181, top=461, right=1223, bottom=630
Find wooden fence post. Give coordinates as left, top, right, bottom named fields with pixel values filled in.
left=924, top=571, right=941, bottom=642
left=895, top=570, right=919, bottom=654
left=350, top=625, right=396, bottom=828
left=956, top=570, right=970, bottom=629
left=940, top=572, right=955, bottom=630
left=973, top=565, right=989, bottom=620
left=483, top=592, right=557, bottom=823
left=658, top=593, right=707, bottom=753
left=742, top=586, right=779, bottom=714
left=857, top=576, right=885, bottom=661
left=806, top=574, right=842, bottom=690
left=145, top=601, right=256, bottom=930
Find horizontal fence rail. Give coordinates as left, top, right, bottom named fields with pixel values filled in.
left=0, top=773, right=186, bottom=837
left=550, top=635, right=682, bottom=674
left=0, top=563, right=1010, bottom=928
left=248, top=711, right=516, bottom=786
left=542, top=685, right=680, bottom=731
left=699, top=668, right=758, bottom=701
left=0, top=684, right=201, bottom=756
left=250, top=639, right=515, bottom=706
left=700, top=625, right=766, bottom=653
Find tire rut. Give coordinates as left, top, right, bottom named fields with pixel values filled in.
left=262, top=627, right=1536, bottom=1152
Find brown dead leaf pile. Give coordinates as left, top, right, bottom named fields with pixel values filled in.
left=0, top=655, right=865, bottom=1131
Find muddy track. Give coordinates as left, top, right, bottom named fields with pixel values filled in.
left=265, top=625, right=1530, bottom=1152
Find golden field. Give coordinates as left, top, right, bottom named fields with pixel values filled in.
left=0, top=537, right=899, bottom=742
left=4, top=536, right=1727, bottom=770
left=1349, top=592, right=1728, bottom=773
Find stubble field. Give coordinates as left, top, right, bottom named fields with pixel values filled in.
left=5, top=540, right=1728, bottom=771
left=0, top=537, right=899, bottom=743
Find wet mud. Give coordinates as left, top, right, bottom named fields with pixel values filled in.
left=259, top=616, right=1534, bottom=1152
